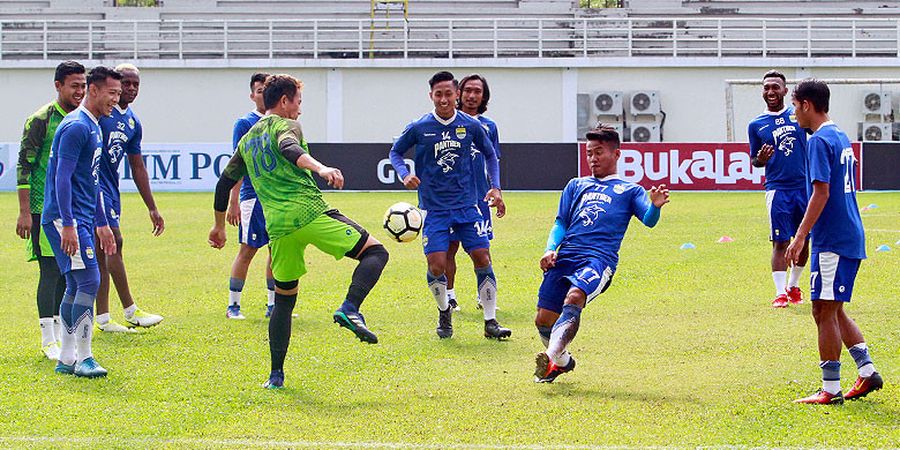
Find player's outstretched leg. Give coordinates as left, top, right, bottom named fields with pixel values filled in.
left=536, top=296, right=582, bottom=383
left=840, top=310, right=883, bottom=400
left=534, top=319, right=576, bottom=383
left=333, top=243, right=388, bottom=344
left=70, top=269, right=107, bottom=378
left=475, top=264, right=510, bottom=340
left=265, top=280, right=298, bottom=389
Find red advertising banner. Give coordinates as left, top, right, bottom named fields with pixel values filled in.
left=578, top=142, right=861, bottom=190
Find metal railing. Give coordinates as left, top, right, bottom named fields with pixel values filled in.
left=0, top=17, right=898, bottom=61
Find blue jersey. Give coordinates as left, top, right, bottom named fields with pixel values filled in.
left=42, top=106, right=103, bottom=227
left=390, top=111, right=499, bottom=211
left=807, top=122, right=866, bottom=259
left=233, top=110, right=263, bottom=200
left=555, top=175, right=653, bottom=268
left=98, top=105, right=142, bottom=197
left=748, top=106, right=808, bottom=190
left=471, top=115, right=500, bottom=198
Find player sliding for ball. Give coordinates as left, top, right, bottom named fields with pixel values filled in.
left=209, top=75, right=389, bottom=389
left=388, top=71, right=511, bottom=340
left=534, top=125, right=670, bottom=383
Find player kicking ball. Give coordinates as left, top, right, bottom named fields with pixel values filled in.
left=42, top=66, right=121, bottom=378
left=534, top=125, right=669, bottom=383
left=787, top=79, right=882, bottom=405
left=209, top=75, right=389, bottom=389
left=388, top=71, right=511, bottom=340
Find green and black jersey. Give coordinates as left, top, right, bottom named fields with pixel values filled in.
left=18, top=101, right=68, bottom=214
left=222, top=115, right=329, bottom=240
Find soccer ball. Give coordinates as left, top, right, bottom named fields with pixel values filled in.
left=383, top=202, right=423, bottom=243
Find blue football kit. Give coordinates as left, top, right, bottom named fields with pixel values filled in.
left=450, top=114, right=500, bottom=243
left=42, top=106, right=107, bottom=274
left=98, top=105, right=142, bottom=228
left=389, top=110, right=500, bottom=255
left=232, top=110, right=268, bottom=248
left=748, top=105, right=809, bottom=241
left=806, top=122, right=866, bottom=302
left=538, top=175, right=658, bottom=314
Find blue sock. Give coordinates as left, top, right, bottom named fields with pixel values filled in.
left=426, top=272, right=449, bottom=311
left=820, top=360, right=841, bottom=394
left=849, top=343, right=875, bottom=376
left=340, top=299, right=358, bottom=313
left=547, top=304, right=582, bottom=360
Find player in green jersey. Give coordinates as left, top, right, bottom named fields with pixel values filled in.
left=208, top=75, right=389, bottom=389
left=15, top=61, right=86, bottom=361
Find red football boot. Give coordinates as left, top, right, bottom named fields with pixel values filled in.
left=793, top=389, right=844, bottom=405
left=772, top=294, right=789, bottom=308
left=845, top=372, right=884, bottom=400
left=787, top=286, right=804, bottom=305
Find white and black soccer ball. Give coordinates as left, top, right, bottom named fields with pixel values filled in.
left=383, top=202, right=423, bottom=243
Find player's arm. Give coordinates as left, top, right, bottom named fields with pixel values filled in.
left=389, top=122, right=419, bottom=189
left=748, top=122, right=772, bottom=167
left=15, top=113, right=46, bottom=239
left=475, top=122, right=504, bottom=217
left=127, top=119, right=164, bottom=236
left=633, top=184, right=670, bottom=228
left=226, top=119, right=249, bottom=226
left=277, top=128, right=344, bottom=189
left=786, top=138, right=828, bottom=264
left=53, top=125, right=86, bottom=256
left=210, top=151, right=247, bottom=249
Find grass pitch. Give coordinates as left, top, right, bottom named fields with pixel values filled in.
left=0, top=191, right=897, bottom=448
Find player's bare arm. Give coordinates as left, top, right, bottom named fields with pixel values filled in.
left=753, top=143, right=774, bottom=167
left=649, top=184, right=670, bottom=207
left=401, top=174, right=420, bottom=189
left=540, top=250, right=557, bottom=272
left=96, top=225, right=117, bottom=255
left=485, top=188, right=505, bottom=218
left=127, top=153, right=165, bottom=236
left=786, top=181, right=828, bottom=264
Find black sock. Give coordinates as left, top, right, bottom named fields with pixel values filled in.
left=36, top=257, right=61, bottom=318
left=343, top=245, right=388, bottom=311
left=269, top=292, right=297, bottom=373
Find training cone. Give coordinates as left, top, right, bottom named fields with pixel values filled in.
left=717, top=236, right=734, bottom=243
left=867, top=203, right=878, bottom=209
left=876, top=245, right=890, bottom=252
left=895, top=239, right=900, bottom=245
left=680, top=242, right=696, bottom=250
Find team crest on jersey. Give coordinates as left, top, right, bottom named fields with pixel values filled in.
left=128, top=118, right=135, bottom=129
left=779, top=135, right=797, bottom=156
left=789, top=114, right=797, bottom=122
left=577, top=204, right=606, bottom=227
left=85, top=247, right=94, bottom=259
left=613, top=184, right=626, bottom=194
left=455, top=126, right=466, bottom=139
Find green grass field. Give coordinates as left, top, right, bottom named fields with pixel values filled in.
left=0, top=191, right=898, bottom=448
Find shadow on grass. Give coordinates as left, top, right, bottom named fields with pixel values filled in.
left=537, top=382, right=704, bottom=406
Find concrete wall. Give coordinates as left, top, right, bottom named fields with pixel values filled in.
left=2, top=63, right=899, bottom=144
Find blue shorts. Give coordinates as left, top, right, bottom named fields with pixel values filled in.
left=766, top=188, right=808, bottom=242
left=810, top=251, right=861, bottom=302
left=537, top=255, right=614, bottom=314
left=422, top=206, right=490, bottom=255
left=99, top=189, right=121, bottom=229
left=239, top=198, right=269, bottom=248
left=42, top=219, right=99, bottom=274
left=450, top=200, right=493, bottom=242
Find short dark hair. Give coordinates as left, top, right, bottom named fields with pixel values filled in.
left=585, top=123, right=621, bottom=148
left=250, top=72, right=269, bottom=90
left=429, top=71, right=457, bottom=89
left=793, top=78, right=830, bottom=113
left=54, top=60, right=85, bottom=83
left=458, top=73, right=491, bottom=115
left=86, top=66, right=122, bottom=87
left=263, top=74, right=303, bottom=110
left=763, top=70, right=786, bottom=84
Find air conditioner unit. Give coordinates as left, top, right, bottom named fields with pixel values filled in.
left=862, top=122, right=892, bottom=141
left=592, top=91, right=624, bottom=118
left=862, top=91, right=891, bottom=116
left=629, top=123, right=660, bottom=142
left=627, top=90, right=660, bottom=117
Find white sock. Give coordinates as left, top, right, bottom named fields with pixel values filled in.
left=229, top=291, right=242, bottom=307
left=772, top=271, right=787, bottom=296
left=59, top=322, right=76, bottom=366
left=267, top=289, right=275, bottom=307
left=124, top=304, right=137, bottom=318
left=428, top=274, right=448, bottom=311
left=53, top=316, right=62, bottom=343
left=74, top=312, right=94, bottom=363
left=446, top=288, right=456, bottom=302
left=789, top=266, right=804, bottom=288
left=95, top=312, right=110, bottom=326
left=39, top=318, right=55, bottom=346
left=823, top=380, right=841, bottom=395
left=552, top=351, right=572, bottom=367
left=478, top=275, right=498, bottom=321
